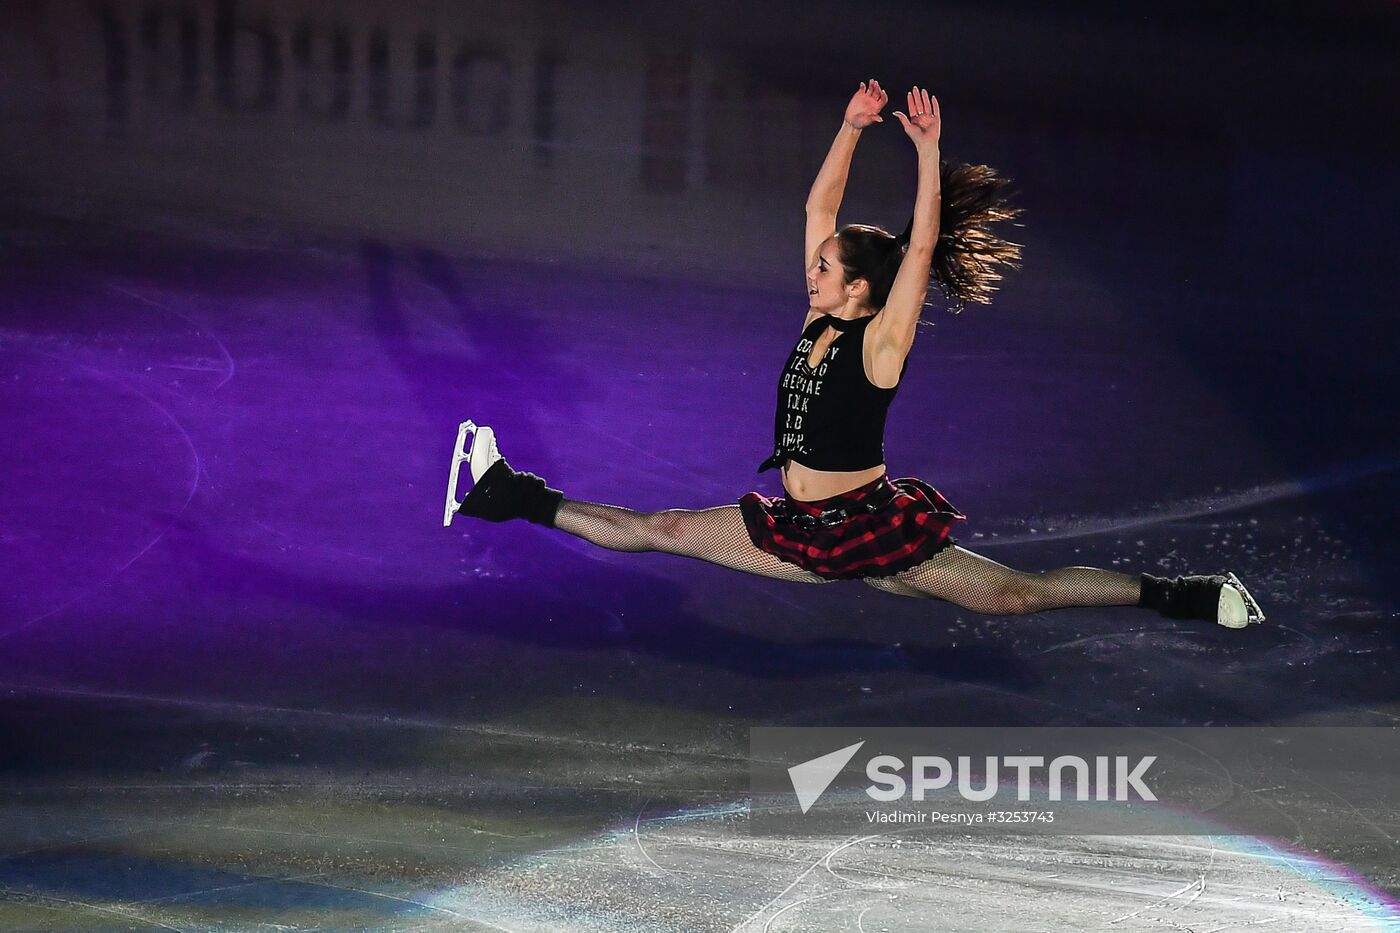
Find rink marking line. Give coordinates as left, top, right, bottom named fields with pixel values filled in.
left=1282, top=771, right=1397, bottom=848
left=0, top=818, right=188, bottom=862
left=817, top=833, right=978, bottom=898
left=130, top=859, right=497, bottom=928
left=107, top=283, right=237, bottom=389
left=251, top=517, right=386, bottom=564
left=1198, top=918, right=1282, bottom=932
left=973, top=452, right=1400, bottom=548
left=0, top=679, right=754, bottom=766
left=127, top=870, right=332, bottom=907
left=197, top=819, right=529, bottom=846
left=857, top=901, right=896, bottom=933
left=613, top=821, right=973, bottom=893
left=0, top=356, right=202, bottom=643
left=136, top=856, right=506, bottom=929
left=1034, top=628, right=1159, bottom=656
left=585, top=423, right=728, bottom=495
left=1108, top=844, right=1216, bottom=925
left=0, top=811, right=529, bottom=863
left=1105, top=876, right=1203, bottom=927
left=0, top=889, right=191, bottom=933
left=286, top=875, right=476, bottom=924
left=822, top=835, right=885, bottom=890
left=763, top=889, right=843, bottom=931
left=727, top=835, right=861, bottom=933
left=631, top=796, right=677, bottom=876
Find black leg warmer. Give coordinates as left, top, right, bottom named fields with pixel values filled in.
left=456, top=459, right=563, bottom=527
left=1137, top=573, right=1226, bottom=622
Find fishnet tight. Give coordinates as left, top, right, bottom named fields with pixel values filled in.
left=554, top=500, right=1143, bottom=614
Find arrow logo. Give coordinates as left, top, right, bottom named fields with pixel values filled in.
left=788, top=741, right=865, bottom=814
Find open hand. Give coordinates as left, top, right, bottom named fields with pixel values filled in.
left=893, top=86, right=941, bottom=149
left=843, top=79, right=888, bottom=129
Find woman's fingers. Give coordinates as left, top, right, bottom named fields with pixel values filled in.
left=892, top=86, right=938, bottom=125
left=859, top=79, right=891, bottom=106
left=910, top=87, right=929, bottom=117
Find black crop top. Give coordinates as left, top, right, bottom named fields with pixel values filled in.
left=758, top=313, right=906, bottom=473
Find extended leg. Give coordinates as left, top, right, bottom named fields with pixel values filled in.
left=862, top=545, right=1140, bottom=615
left=445, top=423, right=829, bottom=584
left=862, top=545, right=1262, bottom=626
left=555, top=500, right=832, bottom=584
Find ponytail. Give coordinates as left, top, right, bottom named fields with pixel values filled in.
left=836, top=159, right=1023, bottom=316
left=930, top=160, right=1023, bottom=313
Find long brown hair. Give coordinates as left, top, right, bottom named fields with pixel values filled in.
left=836, top=159, right=1023, bottom=315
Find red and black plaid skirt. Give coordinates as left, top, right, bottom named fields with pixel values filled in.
left=738, top=474, right=966, bottom=581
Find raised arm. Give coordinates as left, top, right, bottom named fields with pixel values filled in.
left=805, top=80, right=888, bottom=270
left=874, top=87, right=942, bottom=358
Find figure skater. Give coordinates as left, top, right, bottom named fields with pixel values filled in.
left=442, top=80, right=1264, bottom=629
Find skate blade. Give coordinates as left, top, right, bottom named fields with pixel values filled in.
left=1224, top=572, right=1266, bottom=626
left=442, top=419, right=478, bottom=527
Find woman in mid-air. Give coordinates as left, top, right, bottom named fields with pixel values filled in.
left=443, top=80, right=1264, bottom=629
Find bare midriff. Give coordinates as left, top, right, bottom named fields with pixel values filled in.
left=781, top=459, right=886, bottom=502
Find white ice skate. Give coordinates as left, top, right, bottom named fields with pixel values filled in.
left=442, top=420, right=502, bottom=526
left=1217, top=572, right=1266, bottom=628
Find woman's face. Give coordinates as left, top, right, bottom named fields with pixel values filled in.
left=807, top=237, right=849, bottom=312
